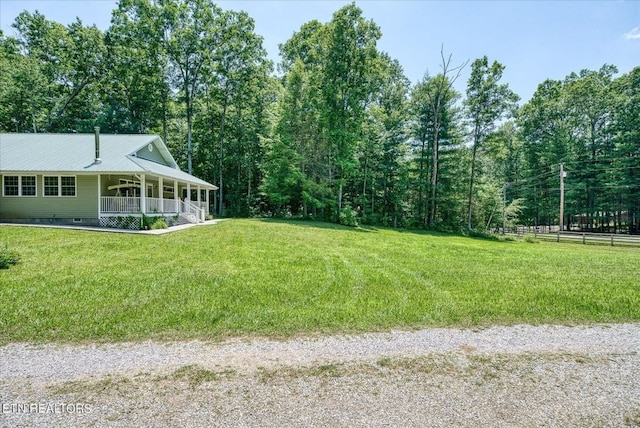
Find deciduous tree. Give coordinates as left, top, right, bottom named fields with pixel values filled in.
left=464, top=56, right=519, bottom=230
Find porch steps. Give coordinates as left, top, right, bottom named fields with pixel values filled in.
left=176, top=213, right=198, bottom=225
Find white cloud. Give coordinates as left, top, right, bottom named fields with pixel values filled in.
left=624, top=26, right=640, bottom=40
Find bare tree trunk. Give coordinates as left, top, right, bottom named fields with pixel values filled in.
left=427, top=49, right=467, bottom=227
left=218, top=99, right=228, bottom=215
left=187, top=101, right=193, bottom=175
left=418, top=137, right=426, bottom=225
left=467, top=130, right=480, bottom=230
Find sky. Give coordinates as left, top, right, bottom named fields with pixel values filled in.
left=1, top=0, right=639, bottom=103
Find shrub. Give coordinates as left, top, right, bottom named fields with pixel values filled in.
left=467, top=229, right=502, bottom=241
left=0, top=245, right=20, bottom=269
left=338, top=204, right=359, bottom=227
left=141, top=215, right=168, bottom=230
left=142, top=214, right=153, bottom=230
left=150, top=218, right=168, bottom=230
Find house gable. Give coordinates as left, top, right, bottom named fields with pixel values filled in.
left=131, top=138, right=178, bottom=168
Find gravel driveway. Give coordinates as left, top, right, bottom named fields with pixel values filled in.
left=1, top=323, right=639, bottom=427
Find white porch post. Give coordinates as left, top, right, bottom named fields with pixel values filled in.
left=174, top=180, right=179, bottom=212
left=97, top=174, right=102, bottom=219
left=158, top=176, right=164, bottom=213
left=197, top=185, right=203, bottom=222
left=140, top=174, right=146, bottom=213
left=205, top=188, right=210, bottom=214
left=186, top=183, right=191, bottom=203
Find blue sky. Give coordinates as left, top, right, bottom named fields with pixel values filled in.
left=1, top=0, right=638, bottom=102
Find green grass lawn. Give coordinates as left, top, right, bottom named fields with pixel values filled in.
left=1, top=219, right=639, bottom=344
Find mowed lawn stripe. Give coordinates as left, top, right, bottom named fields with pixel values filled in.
left=0, top=219, right=638, bottom=343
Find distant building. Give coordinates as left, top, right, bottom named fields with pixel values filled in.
left=0, top=131, right=217, bottom=228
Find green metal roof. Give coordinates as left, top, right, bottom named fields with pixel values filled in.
left=0, top=133, right=217, bottom=189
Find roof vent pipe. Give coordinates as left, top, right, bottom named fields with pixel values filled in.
left=94, top=126, right=102, bottom=164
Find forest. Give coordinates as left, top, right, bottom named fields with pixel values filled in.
left=1, top=0, right=638, bottom=233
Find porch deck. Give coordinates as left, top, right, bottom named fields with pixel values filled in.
left=100, top=196, right=206, bottom=223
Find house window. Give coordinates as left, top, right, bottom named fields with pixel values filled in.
left=44, top=176, right=59, bottom=196
left=3, top=175, right=36, bottom=197
left=162, top=185, right=174, bottom=196
left=61, top=176, right=76, bottom=196
left=43, top=176, right=76, bottom=197
left=21, top=176, right=36, bottom=196
left=3, top=176, right=19, bottom=196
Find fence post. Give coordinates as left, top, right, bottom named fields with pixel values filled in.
left=557, top=231, right=560, bottom=243
left=611, top=235, right=614, bottom=247
left=583, top=233, right=586, bottom=245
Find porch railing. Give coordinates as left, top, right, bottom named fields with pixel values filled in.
left=180, top=199, right=206, bottom=222
left=145, top=197, right=181, bottom=214
left=101, top=196, right=205, bottom=222
left=101, top=196, right=140, bottom=213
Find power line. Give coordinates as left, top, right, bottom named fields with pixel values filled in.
left=566, top=184, right=640, bottom=191
left=504, top=163, right=640, bottom=190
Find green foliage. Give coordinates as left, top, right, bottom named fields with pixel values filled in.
left=151, top=218, right=168, bottom=230
left=516, top=65, right=638, bottom=233
left=141, top=215, right=152, bottom=230
left=466, top=229, right=502, bottom=241
left=464, top=56, right=519, bottom=230
left=103, top=0, right=168, bottom=134
left=338, top=203, right=359, bottom=227
left=1, top=3, right=638, bottom=234
left=142, top=215, right=169, bottom=230
left=503, top=198, right=525, bottom=229
left=409, top=67, right=464, bottom=228
left=273, top=3, right=384, bottom=219
left=7, top=11, right=107, bottom=132
left=0, top=245, right=20, bottom=269
left=260, top=135, right=305, bottom=214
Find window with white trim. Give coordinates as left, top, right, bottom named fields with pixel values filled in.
left=43, top=176, right=76, bottom=197
left=3, top=175, right=36, bottom=197
left=61, top=176, right=76, bottom=196
left=21, top=176, right=36, bottom=196
left=44, top=176, right=59, bottom=196
left=3, top=176, right=19, bottom=196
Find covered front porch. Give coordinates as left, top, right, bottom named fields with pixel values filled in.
left=98, top=173, right=215, bottom=227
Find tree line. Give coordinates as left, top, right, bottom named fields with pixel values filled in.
left=1, top=1, right=638, bottom=233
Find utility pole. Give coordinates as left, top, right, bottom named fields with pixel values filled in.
left=559, top=163, right=566, bottom=232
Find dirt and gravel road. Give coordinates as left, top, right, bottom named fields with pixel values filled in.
left=1, top=323, right=639, bottom=427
